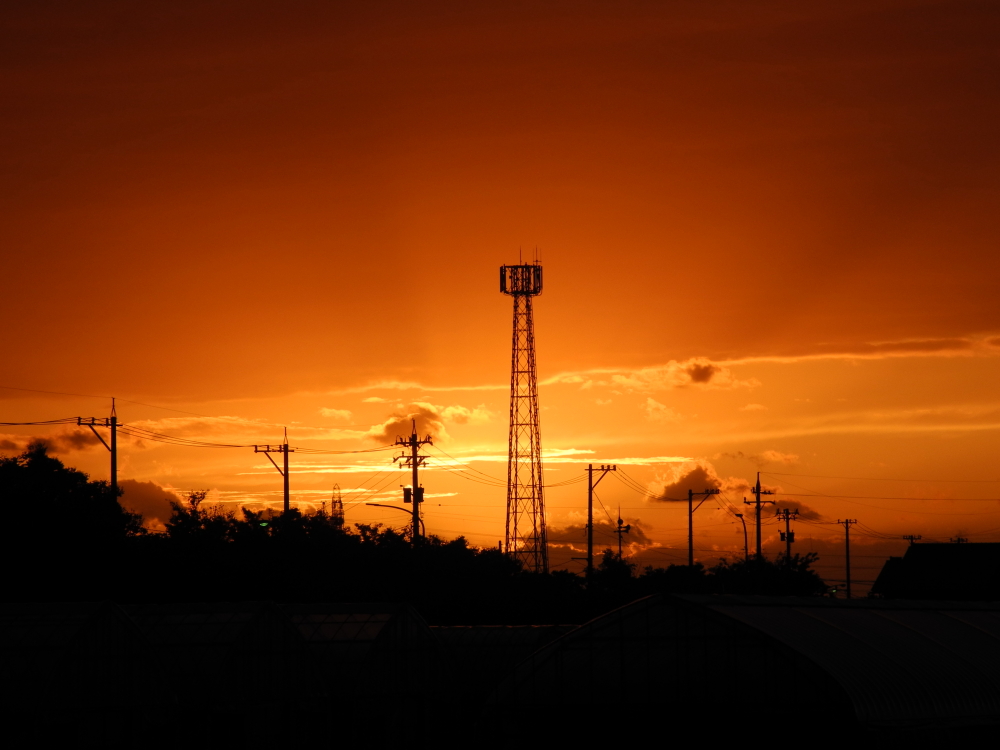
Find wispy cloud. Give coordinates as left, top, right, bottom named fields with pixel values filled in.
left=125, top=415, right=367, bottom=445
left=721, top=336, right=1000, bottom=365
left=717, top=403, right=1000, bottom=443
left=326, top=380, right=506, bottom=396
left=644, top=398, right=681, bottom=423
left=318, top=408, right=352, bottom=420
left=543, top=358, right=760, bottom=392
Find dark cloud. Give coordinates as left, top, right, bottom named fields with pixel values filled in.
left=118, top=479, right=181, bottom=529
left=649, top=463, right=722, bottom=502
left=686, top=362, right=720, bottom=383
left=0, top=429, right=106, bottom=455
left=548, top=519, right=651, bottom=546
left=52, top=429, right=104, bottom=453
left=366, top=402, right=447, bottom=442
left=0, top=438, right=21, bottom=452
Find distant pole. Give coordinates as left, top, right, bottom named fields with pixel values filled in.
left=254, top=435, right=295, bottom=513
left=688, top=488, right=721, bottom=565
left=838, top=519, right=857, bottom=598
left=744, top=473, right=774, bottom=559
left=688, top=489, right=693, bottom=566
left=777, top=508, right=798, bottom=559
left=77, top=405, right=119, bottom=497
left=110, top=398, right=118, bottom=498
left=411, top=424, right=419, bottom=539
left=283, top=428, right=290, bottom=513
left=394, top=419, right=432, bottom=544
left=903, top=534, right=921, bottom=546
left=588, top=465, right=594, bottom=576
left=616, top=506, right=630, bottom=559
left=586, top=464, right=616, bottom=580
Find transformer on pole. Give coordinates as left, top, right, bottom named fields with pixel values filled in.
left=500, top=260, right=547, bottom=573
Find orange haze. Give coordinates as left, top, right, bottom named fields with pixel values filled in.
left=3, top=1, right=1000, bottom=593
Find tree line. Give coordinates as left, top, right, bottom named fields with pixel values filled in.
left=0, top=442, right=827, bottom=622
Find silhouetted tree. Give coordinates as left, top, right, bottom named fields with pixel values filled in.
left=708, top=553, right=827, bottom=596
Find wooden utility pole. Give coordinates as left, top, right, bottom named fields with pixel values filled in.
left=837, top=519, right=857, bottom=598
left=688, top=488, right=720, bottom=565
left=394, top=419, right=432, bottom=544
left=586, top=464, right=616, bottom=578
left=255, top=428, right=295, bottom=512
left=744, top=473, right=775, bottom=559
left=616, top=506, right=630, bottom=559
left=776, top=508, right=798, bottom=559
left=78, top=397, right=119, bottom=498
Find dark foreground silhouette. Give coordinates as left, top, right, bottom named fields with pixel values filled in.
left=2, top=442, right=826, bottom=622
left=6, top=445, right=1000, bottom=744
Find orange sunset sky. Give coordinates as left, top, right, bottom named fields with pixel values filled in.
left=3, top=1, right=1000, bottom=593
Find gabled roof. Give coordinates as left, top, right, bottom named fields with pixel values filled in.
left=491, top=594, right=1000, bottom=727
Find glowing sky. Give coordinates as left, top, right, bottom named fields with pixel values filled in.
left=4, top=1, right=1000, bottom=594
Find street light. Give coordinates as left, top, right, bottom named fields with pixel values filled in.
left=366, top=502, right=426, bottom=536
left=734, top=513, right=749, bottom=563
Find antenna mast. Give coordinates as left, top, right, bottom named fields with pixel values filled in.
left=500, top=260, right=547, bottom=573
left=500, top=261, right=549, bottom=573
left=330, top=483, right=344, bottom=527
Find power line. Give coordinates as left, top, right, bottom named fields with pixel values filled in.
left=764, top=471, right=1000, bottom=483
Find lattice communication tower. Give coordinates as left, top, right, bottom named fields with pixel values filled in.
left=330, top=483, right=344, bottom=527
left=500, top=261, right=547, bottom=573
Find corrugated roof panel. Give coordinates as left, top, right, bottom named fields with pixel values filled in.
left=705, top=600, right=1000, bottom=724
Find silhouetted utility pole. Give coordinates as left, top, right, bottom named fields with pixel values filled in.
left=744, top=473, right=775, bottom=559
left=903, top=534, right=922, bottom=546
left=837, top=519, right=857, bottom=598
left=255, top=428, right=294, bottom=512
left=616, top=506, right=631, bottom=559
left=776, top=508, right=798, bottom=559
left=78, top=398, right=118, bottom=498
left=735, top=513, right=749, bottom=562
left=394, top=419, right=432, bottom=544
left=688, top=488, right=720, bottom=565
left=587, top=464, right=616, bottom=577
left=951, top=536, right=968, bottom=543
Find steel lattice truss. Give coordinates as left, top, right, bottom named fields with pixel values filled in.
left=501, top=263, right=547, bottom=573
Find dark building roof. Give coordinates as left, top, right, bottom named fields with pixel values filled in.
left=432, top=624, right=574, bottom=687
left=489, top=594, right=1000, bottom=730
left=281, top=602, right=439, bottom=698
left=125, top=602, right=323, bottom=706
left=871, top=542, right=1000, bottom=600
